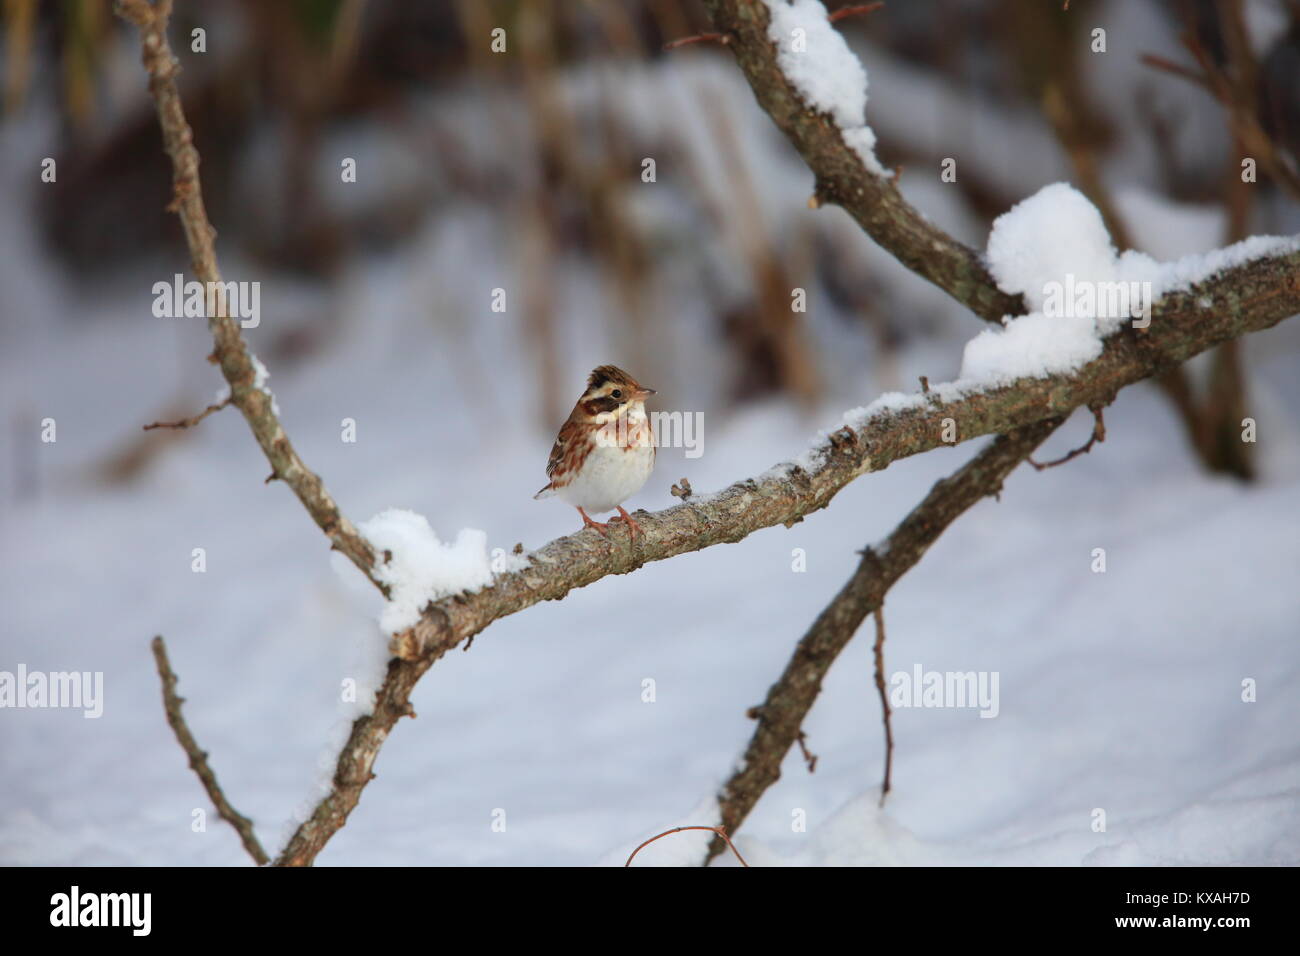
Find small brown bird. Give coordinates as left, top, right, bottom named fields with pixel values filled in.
left=534, top=365, right=657, bottom=538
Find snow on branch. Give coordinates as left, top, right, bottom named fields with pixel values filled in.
left=387, top=239, right=1300, bottom=665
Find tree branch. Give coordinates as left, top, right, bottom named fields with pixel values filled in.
left=150, top=636, right=270, bottom=866
left=388, top=244, right=1299, bottom=669
left=699, top=0, right=1024, bottom=324
left=700, top=419, right=1062, bottom=862
left=114, top=0, right=381, bottom=591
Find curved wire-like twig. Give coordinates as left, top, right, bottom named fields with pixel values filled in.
left=626, top=826, right=749, bottom=867
left=1029, top=405, right=1106, bottom=471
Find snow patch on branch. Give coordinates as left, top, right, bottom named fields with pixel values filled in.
left=1119, top=233, right=1300, bottom=302
left=359, top=508, right=525, bottom=634
left=763, top=0, right=885, bottom=175
left=965, top=183, right=1299, bottom=386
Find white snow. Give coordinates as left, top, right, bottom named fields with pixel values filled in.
left=249, top=353, right=281, bottom=415
left=763, top=0, right=886, bottom=175
left=960, top=311, right=1103, bottom=385
left=984, top=182, right=1119, bottom=313
left=958, top=182, right=1300, bottom=387
left=358, top=509, right=496, bottom=634
left=1117, top=234, right=1300, bottom=304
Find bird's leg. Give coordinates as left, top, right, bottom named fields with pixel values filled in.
left=613, top=505, right=643, bottom=540
left=577, top=507, right=610, bottom=537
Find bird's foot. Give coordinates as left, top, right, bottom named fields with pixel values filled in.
left=578, top=507, right=611, bottom=537
left=613, top=505, right=643, bottom=540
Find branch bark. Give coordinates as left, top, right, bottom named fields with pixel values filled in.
left=703, top=417, right=1062, bottom=862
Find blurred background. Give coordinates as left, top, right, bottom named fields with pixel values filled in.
left=2, top=0, right=1299, bottom=866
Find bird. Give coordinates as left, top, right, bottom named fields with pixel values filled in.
left=534, top=365, right=657, bottom=539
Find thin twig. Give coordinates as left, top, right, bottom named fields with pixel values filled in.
left=663, top=32, right=730, bottom=50
left=143, top=397, right=231, bottom=431
left=829, top=2, right=885, bottom=23
left=1138, top=52, right=1214, bottom=92
left=795, top=730, right=818, bottom=773
left=872, top=604, right=893, bottom=806
left=626, top=825, right=749, bottom=867
left=1029, top=405, right=1106, bottom=471
left=150, top=636, right=270, bottom=866
left=1140, top=31, right=1300, bottom=199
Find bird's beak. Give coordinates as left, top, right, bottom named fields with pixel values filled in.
left=637, top=386, right=657, bottom=399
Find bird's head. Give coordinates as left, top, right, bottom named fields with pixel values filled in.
left=579, top=365, right=656, bottom=423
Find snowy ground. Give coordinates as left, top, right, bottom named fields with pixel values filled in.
left=3, top=7, right=1300, bottom=865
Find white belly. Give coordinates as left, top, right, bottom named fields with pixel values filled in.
left=557, top=442, right=655, bottom=514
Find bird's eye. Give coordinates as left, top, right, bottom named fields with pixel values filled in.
left=611, top=389, right=623, bottom=399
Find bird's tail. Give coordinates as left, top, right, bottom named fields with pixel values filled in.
left=533, top=483, right=556, bottom=500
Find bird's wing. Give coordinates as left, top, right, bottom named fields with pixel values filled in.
left=545, top=417, right=582, bottom=479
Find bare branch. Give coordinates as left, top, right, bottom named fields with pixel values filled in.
left=114, top=0, right=382, bottom=591
left=703, top=417, right=1064, bottom=862
left=1140, top=32, right=1300, bottom=200
left=150, top=636, right=269, bottom=866
left=872, top=604, right=893, bottom=806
